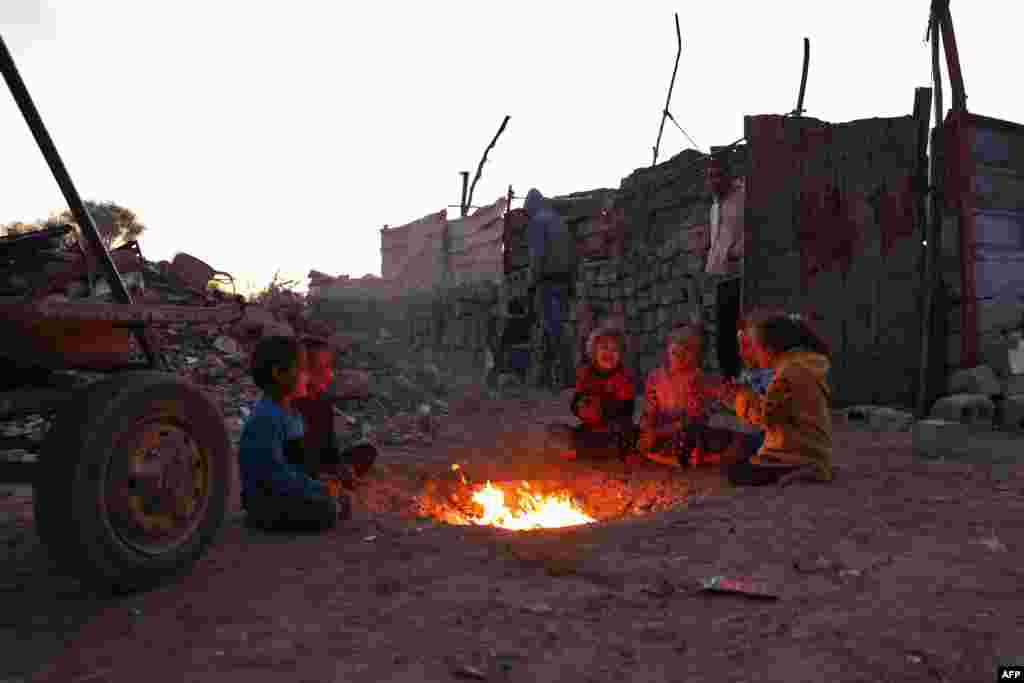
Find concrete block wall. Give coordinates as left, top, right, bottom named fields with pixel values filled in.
left=573, top=255, right=738, bottom=384
left=565, top=146, right=748, bottom=386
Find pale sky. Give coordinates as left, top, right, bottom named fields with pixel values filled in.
left=2, top=1, right=1020, bottom=295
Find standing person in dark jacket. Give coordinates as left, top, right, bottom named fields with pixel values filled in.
left=525, top=188, right=574, bottom=389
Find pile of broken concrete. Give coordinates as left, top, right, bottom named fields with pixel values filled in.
left=0, top=242, right=455, bottom=461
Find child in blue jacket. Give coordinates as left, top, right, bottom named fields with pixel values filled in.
left=239, top=335, right=350, bottom=530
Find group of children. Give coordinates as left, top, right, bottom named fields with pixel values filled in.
left=547, top=309, right=834, bottom=486
left=236, top=308, right=834, bottom=533
left=238, top=335, right=377, bottom=531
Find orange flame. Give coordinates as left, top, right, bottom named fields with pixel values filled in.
left=449, top=481, right=594, bottom=530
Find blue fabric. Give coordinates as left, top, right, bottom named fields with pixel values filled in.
left=508, top=348, right=530, bottom=373
left=746, top=368, right=775, bottom=395
left=537, top=282, right=566, bottom=340
left=238, top=397, right=325, bottom=500
left=525, top=188, right=571, bottom=279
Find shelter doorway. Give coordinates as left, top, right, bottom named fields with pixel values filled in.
left=715, top=278, right=742, bottom=379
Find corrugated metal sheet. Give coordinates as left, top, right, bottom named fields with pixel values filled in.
left=971, top=122, right=1024, bottom=307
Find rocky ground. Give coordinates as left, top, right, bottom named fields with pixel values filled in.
left=2, top=379, right=1022, bottom=683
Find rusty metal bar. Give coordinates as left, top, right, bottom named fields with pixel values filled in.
left=931, top=0, right=977, bottom=367
left=0, top=34, right=162, bottom=368
left=935, top=0, right=967, bottom=112
left=652, top=13, right=682, bottom=166
left=0, top=299, right=246, bottom=326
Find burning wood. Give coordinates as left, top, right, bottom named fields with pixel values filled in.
left=440, top=473, right=595, bottom=531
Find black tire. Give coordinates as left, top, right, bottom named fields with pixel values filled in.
left=33, top=371, right=232, bottom=593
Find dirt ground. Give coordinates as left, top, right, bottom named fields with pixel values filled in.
left=2, top=386, right=1022, bottom=683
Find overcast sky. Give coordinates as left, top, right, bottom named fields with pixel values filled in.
left=2, top=1, right=1020, bottom=294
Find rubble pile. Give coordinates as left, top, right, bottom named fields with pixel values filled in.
left=0, top=229, right=459, bottom=459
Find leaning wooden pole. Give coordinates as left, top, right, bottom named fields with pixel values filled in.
left=794, top=37, right=810, bottom=115
left=652, top=13, right=682, bottom=166
left=466, top=115, right=510, bottom=213
left=913, top=86, right=936, bottom=418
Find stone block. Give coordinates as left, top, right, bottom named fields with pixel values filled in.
left=930, top=393, right=996, bottom=427
left=911, top=419, right=969, bottom=460
left=843, top=405, right=915, bottom=432
left=947, top=365, right=1002, bottom=396
left=1001, top=394, right=1024, bottom=432
left=1004, top=373, right=1024, bottom=396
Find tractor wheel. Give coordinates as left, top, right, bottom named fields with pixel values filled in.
left=33, top=371, right=232, bottom=593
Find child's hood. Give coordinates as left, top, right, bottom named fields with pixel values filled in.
left=775, top=350, right=830, bottom=395
left=586, top=326, right=628, bottom=361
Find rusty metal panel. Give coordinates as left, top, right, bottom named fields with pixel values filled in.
left=0, top=299, right=245, bottom=326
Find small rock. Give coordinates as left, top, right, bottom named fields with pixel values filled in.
left=977, top=536, right=1007, bottom=553
left=642, top=578, right=676, bottom=597
left=212, top=335, right=242, bottom=355
left=1001, top=394, right=1024, bottom=433
left=453, top=664, right=487, bottom=680
left=930, top=394, right=995, bottom=427
left=947, top=365, right=1001, bottom=396
left=912, top=419, right=969, bottom=461
left=521, top=602, right=553, bottom=615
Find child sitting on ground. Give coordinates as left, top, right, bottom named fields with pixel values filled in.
left=733, top=308, right=786, bottom=454
left=709, top=314, right=834, bottom=485
left=291, top=337, right=377, bottom=492
left=636, top=323, right=738, bottom=467
left=238, top=336, right=350, bottom=530
left=547, top=326, right=636, bottom=461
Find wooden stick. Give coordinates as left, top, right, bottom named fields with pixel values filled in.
left=466, top=115, right=510, bottom=213
left=652, top=13, right=682, bottom=166
left=794, top=38, right=810, bottom=115
left=914, top=86, right=936, bottom=419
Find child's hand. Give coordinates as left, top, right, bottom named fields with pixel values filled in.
left=577, top=395, right=603, bottom=424
left=637, top=431, right=656, bottom=453
left=718, top=380, right=740, bottom=403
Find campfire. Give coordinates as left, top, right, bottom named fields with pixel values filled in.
left=439, top=465, right=595, bottom=531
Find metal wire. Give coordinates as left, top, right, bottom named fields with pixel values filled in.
left=664, top=110, right=703, bottom=152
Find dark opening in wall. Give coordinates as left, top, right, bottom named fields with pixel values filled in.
left=716, top=279, right=742, bottom=379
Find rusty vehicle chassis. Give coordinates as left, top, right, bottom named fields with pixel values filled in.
left=0, top=297, right=244, bottom=485
left=0, top=33, right=246, bottom=486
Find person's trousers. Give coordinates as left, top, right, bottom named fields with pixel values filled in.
left=533, top=281, right=572, bottom=387
left=242, top=490, right=348, bottom=531
left=651, top=423, right=758, bottom=466
left=723, top=460, right=806, bottom=486
left=546, top=423, right=633, bottom=461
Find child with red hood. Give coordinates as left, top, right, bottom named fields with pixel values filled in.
left=546, top=326, right=636, bottom=461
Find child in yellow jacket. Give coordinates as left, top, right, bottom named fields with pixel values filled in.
left=710, top=314, right=833, bottom=485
